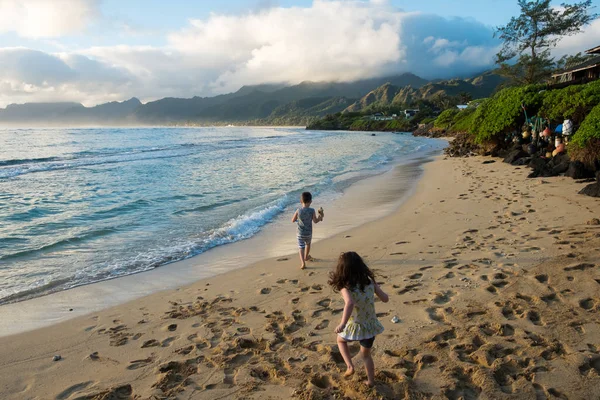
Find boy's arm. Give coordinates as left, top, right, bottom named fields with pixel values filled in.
left=374, top=282, right=389, bottom=303
left=334, top=288, right=354, bottom=333
left=312, top=209, right=322, bottom=223
left=291, top=210, right=298, bottom=223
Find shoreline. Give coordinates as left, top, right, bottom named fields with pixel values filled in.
left=1, top=154, right=599, bottom=399
left=0, top=143, right=443, bottom=336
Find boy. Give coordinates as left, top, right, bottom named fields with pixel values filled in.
left=291, top=192, right=323, bottom=269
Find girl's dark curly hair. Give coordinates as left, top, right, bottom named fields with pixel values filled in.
left=327, top=251, right=375, bottom=292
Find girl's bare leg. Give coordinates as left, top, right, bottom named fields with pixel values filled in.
left=360, top=346, right=375, bottom=387
left=336, top=336, right=354, bottom=376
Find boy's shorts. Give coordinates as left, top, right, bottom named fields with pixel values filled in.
left=297, top=236, right=312, bottom=249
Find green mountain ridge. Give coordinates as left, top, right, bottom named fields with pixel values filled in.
left=0, top=71, right=503, bottom=126
left=344, top=71, right=505, bottom=113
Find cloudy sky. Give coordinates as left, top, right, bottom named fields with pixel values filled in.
left=0, top=0, right=598, bottom=107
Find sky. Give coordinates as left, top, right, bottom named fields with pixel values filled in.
left=0, top=0, right=598, bottom=107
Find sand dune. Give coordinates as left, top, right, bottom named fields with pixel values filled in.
left=1, top=155, right=599, bottom=399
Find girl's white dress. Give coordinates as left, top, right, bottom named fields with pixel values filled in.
left=338, top=281, right=384, bottom=341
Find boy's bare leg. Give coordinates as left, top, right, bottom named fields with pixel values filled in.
left=305, top=242, right=313, bottom=261
left=298, top=248, right=306, bottom=269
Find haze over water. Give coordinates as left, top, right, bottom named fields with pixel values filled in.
left=0, top=127, right=444, bottom=304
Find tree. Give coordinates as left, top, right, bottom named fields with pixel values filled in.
left=458, top=91, right=473, bottom=104
left=495, top=0, right=597, bottom=85
left=555, top=51, right=595, bottom=71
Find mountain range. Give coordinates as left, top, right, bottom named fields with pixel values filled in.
left=0, top=72, right=503, bottom=126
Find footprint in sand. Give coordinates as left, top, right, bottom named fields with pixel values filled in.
left=426, top=307, right=445, bottom=322
left=161, top=336, right=177, bottom=347
left=56, top=382, right=95, bottom=400
left=579, top=298, right=596, bottom=310
left=316, top=298, right=331, bottom=308
left=141, top=339, right=160, bottom=348
left=175, top=345, right=194, bottom=355
left=443, top=272, right=455, bottom=279
left=127, top=357, right=155, bottom=370
left=315, top=320, right=329, bottom=330
left=260, top=287, right=271, bottom=295
left=408, top=273, right=423, bottom=280
left=564, top=263, right=595, bottom=272
left=433, top=290, right=456, bottom=304
left=398, top=283, right=421, bottom=295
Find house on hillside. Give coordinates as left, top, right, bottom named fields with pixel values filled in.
left=369, top=112, right=394, bottom=121
left=404, top=109, right=419, bottom=119
left=551, top=45, right=600, bottom=86
left=457, top=105, right=469, bottom=110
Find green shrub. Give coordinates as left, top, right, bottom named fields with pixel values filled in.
left=572, top=103, right=600, bottom=148
left=451, top=107, right=477, bottom=133
left=539, top=80, right=600, bottom=124
left=384, top=119, right=411, bottom=131
left=434, top=109, right=460, bottom=129
left=420, top=117, right=436, bottom=125
left=470, top=85, right=544, bottom=143
left=349, top=119, right=370, bottom=130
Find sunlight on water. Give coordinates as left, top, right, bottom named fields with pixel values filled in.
left=0, top=127, right=445, bottom=303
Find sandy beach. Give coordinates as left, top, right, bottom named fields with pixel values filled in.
left=1, top=153, right=600, bottom=399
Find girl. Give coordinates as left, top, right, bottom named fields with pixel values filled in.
left=328, top=251, right=389, bottom=387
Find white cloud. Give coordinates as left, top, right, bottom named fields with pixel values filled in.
left=0, top=0, right=539, bottom=107
left=0, top=48, right=135, bottom=106
left=0, top=0, right=99, bottom=38
left=553, top=18, right=600, bottom=57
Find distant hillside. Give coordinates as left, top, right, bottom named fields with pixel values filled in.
left=344, top=71, right=505, bottom=113
left=0, top=99, right=141, bottom=125
left=63, top=98, right=142, bottom=124
left=131, top=73, right=428, bottom=124
left=0, top=102, right=84, bottom=124
left=345, top=83, right=400, bottom=112
left=254, top=96, right=357, bottom=126
left=0, top=71, right=503, bottom=127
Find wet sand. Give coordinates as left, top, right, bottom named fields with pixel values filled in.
left=1, top=155, right=600, bottom=399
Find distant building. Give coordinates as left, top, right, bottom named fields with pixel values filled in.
left=369, top=112, right=394, bottom=121
left=404, top=109, right=419, bottom=119
left=552, top=45, right=600, bottom=86
left=457, top=105, right=469, bottom=110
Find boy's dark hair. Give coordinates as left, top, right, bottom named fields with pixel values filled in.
left=328, top=251, right=375, bottom=292
left=301, top=192, right=312, bottom=203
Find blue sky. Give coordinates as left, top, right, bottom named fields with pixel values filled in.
left=0, top=0, right=598, bottom=106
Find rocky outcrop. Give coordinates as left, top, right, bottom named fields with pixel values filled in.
left=444, top=133, right=481, bottom=157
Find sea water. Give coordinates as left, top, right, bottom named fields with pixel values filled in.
left=0, top=127, right=444, bottom=304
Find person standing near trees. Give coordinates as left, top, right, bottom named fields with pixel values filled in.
left=563, top=116, right=573, bottom=144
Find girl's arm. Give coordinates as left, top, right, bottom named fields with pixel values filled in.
left=374, top=281, right=389, bottom=303
left=291, top=210, right=298, bottom=223
left=334, top=288, right=354, bottom=333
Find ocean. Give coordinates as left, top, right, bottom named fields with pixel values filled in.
left=0, top=127, right=445, bottom=304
